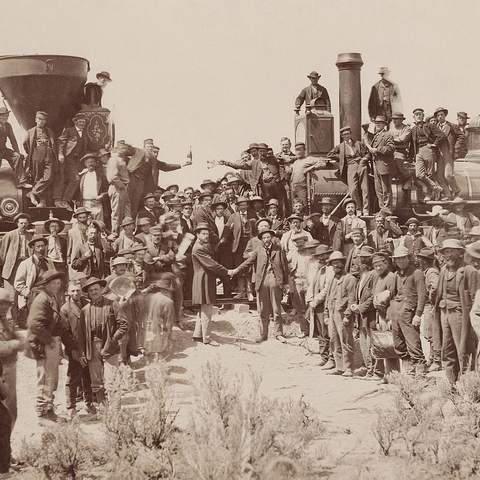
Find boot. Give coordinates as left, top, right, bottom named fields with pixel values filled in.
left=402, top=359, right=415, bottom=377
left=95, top=389, right=107, bottom=405
left=233, top=276, right=247, bottom=299
left=246, top=281, right=254, bottom=302
left=428, top=361, right=442, bottom=372
left=415, top=363, right=426, bottom=379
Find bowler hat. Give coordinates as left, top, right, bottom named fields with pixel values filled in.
left=307, top=71, right=320, bottom=78
left=137, top=217, right=152, bottom=226
left=378, top=67, right=390, bottom=75
left=0, top=107, right=10, bottom=115
left=405, top=217, right=419, bottom=226
left=13, top=213, right=31, bottom=224
left=37, top=269, right=66, bottom=286
left=311, top=244, right=333, bottom=256
left=44, top=217, right=65, bottom=233
left=434, top=107, right=449, bottom=117
left=247, top=143, right=259, bottom=152
left=120, top=217, right=135, bottom=228
left=235, top=196, right=250, bottom=205
left=257, top=229, right=276, bottom=239
left=391, top=112, right=405, bottom=120
left=28, top=235, right=48, bottom=248
left=194, top=222, right=211, bottom=233
left=200, top=178, right=217, bottom=189
left=320, top=197, right=335, bottom=205
left=111, top=256, right=129, bottom=267
left=81, top=153, right=97, bottom=165
left=359, top=246, right=375, bottom=257
left=82, top=277, right=107, bottom=292
left=417, top=248, right=435, bottom=260
left=255, top=217, right=272, bottom=229
left=327, top=251, right=346, bottom=263
left=457, top=111, right=470, bottom=119
left=266, top=198, right=279, bottom=207
left=287, top=214, right=302, bottom=222
left=466, top=240, right=480, bottom=259
left=257, top=143, right=269, bottom=150
left=339, top=126, right=352, bottom=134
left=439, top=239, right=465, bottom=252
left=374, top=116, right=388, bottom=124
left=96, top=71, right=112, bottom=82
left=392, top=246, right=411, bottom=258
left=413, top=108, right=424, bottom=114
left=73, top=207, right=91, bottom=217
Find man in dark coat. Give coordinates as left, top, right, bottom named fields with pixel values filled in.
left=191, top=223, right=233, bottom=346
left=295, top=71, right=331, bottom=113
left=367, top=67, right=401, bottom=124
left=327, top=126, right=370, bottom=216
left=71, top=224, right=107, bottom=279
left=137, top=192, right=160, bottom=225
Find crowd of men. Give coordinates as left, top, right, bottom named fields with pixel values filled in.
left=1, top=68, right=480, bottom=476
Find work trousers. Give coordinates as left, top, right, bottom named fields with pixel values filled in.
left=375, top=316, right=400, bottom=375
left=373, top=164, right=392, bottom=210
left=65, top=353, right=94, bottom=410
left=62, top=156, right=81, bottom=203
left=347, top=162, right=369, bottom=213
left=0, top=148, right=25, bottom=186
left=4, top=265, right=21, bottom=326
left=88, top=340, right=119, bottom=394
left=128, top=174, right=145, bottom=220
left=441, top=307, right=464, bottom=384
left=35, top=336, right=61, bottom=415
left=391, top=300, right=425, bottom=365
left=2, top=360, right=16, bottom=429
left=328, top=311, right=354, bottom=372
left=291, top=278, right=308, bottom=333
left=194, top=304, right=213, bottom=343
left=257, top=271, right=283, bottom=339
left=313, top=308, right=330, bottom=361
left=436, top=147, right=460, bottom=197
left=292, top=183, right=307, bottom=205
left=415, top=146, right=436, bottom=194
left=394, top=151, right=411, bottom=180
left=31, top=146, right=54, bottom=199
left=109, top=184, right=131, bottom=234
left=359, top=322, right=374, bottom=374
left=0, top=401, right=11, bottom=474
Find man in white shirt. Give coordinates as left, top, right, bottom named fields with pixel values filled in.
left=44, top=218, right=67, bottom=273
left=79, top=154, right=108, bottom=221
left=333, top=199, right=367, bottom=255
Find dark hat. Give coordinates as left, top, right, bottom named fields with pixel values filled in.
left=257, top=229, right=276, bottom=239
left=439, top=239, right=465, bottom=252
left=120, top=217, right=135, bottom=227
left=287, top=214, right=302, bottom=222
left=132, top=244, right=147, bottom=253
left=82, top=277, right=107, bottom=292
left=434, top=107, right=448, bottom=117
left=255, top=217, right=272, bottom=229
left=417, top=248, right=435, bottom=260
left=235, top=196, right=250, bottom=205
left=166, top=184, right=179, bottom=192
left=466, top=240, right=480, bottom=259
left=374, top=115, right=388, bottom=124
left=266, top=198, right=279, bottom=207
left=81, top=153, right=98, bottom=165
left=37, top=269, right=66, bottom=286
left=153, top=276, right=176, bottom=292
left=391, top=112, right=406, bottom=120
left=320, top=197, right=335, bottom=205
left=413, top=108, right=424, bottom=114
left=257, top=143, right=269, bottom=150
left=307, top=71, right=320, bottom=78
left=295, top=142, right=306, bottom=148
left=405, top=217, right=419, bottom=226
left=73, top=207, right=91, bottom=217
left=98, top=148, right=110, bottom=157
left=339, top=125, right=352, bottom=134
left=143, top=192, right=155, bottom=202
left=372, top=251, right=389, bottom=263
left=247, top=143, right=259, bottom=152
left=327, top=251, right=347, bottom=264
left=200, top=178, right=217, bottom=189
left=28, top=235, right=48, bottom=247
left=344, top=198, right=357, bottom=208
left=0, top=107, right=10, bottom=115
left=198, top=191, right=214, bottom=201
left=359, top=246, right=375, bottom=257
left=457, top=111, right=470, bottom=119
left=44, top=218, right=65, bottom=233
left=250, top=195, right=263, bottom=203
left=211, top=200, right=228, bottom=209
left=137, top=217, right=152, bottom=226
left=311, top=244, right=333, bottom=256
left=351, top=227, right=364, bottom=235
left=307, top=212, right=321, bottom=219
left=96, top=71, right=112, bottom=82
left=194, top=222, right=211, bottom=233
left=13, top=213, right=31, bottom=224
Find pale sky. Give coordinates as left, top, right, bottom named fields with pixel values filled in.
left=1, top=0, right=479, bottom=189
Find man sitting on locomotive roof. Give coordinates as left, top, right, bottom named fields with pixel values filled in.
left=327, top=126, right=370, bottom=216
left=0, top=106, right=30, bottom=189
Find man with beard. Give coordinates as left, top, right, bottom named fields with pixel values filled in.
left=435, top=239, right=478, bottom=384
left=71, top=224, right=107, bottom=279
left=324, top=251, right=358, bottom=377
left=442, top=197, right=480, bottom=236
left=367, top=214, right=395, bottom=254
left=389, top=246, right=427, bottom=378
left=399, top=217, right=433, bottom=256
left=316, top=197, right=340, bottom=248
left=67, top=207, right=91, bottom=265
left=280, top=214, right=313, bottom=254
left=333, top=199, right=367, bottom=256
left=234, top=229, right=289, bottom=343
left=425, top=206, right=449, bottom=251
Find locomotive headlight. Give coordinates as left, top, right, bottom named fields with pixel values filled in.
left=0, top=198, right=20, bottom=217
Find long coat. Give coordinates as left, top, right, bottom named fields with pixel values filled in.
left=71, top=243, right=106, bottom=278
left=0, top=229, right=32, bottom=281
left=327, top=140, right=369, bottom=181
left=23, top=126, right=58, bottom=175
left=355, top=269, right=376, bottom=327
left=59, top=296, right=88, bottom=353
left=14, top=256, right=55, bottom=299
left=370, top=130, right=395, bottom=175
left=191, top=241, right=228, bottom=305
left=57, top=126, right=88, bottom=159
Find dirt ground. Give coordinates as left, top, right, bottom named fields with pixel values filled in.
left=12, top=306, right=442, bottom=480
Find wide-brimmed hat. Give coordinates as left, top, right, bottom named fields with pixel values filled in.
left=165, top=184, right=179, bottom=192
left=434, top=107, right=448, bottom=117
left=378, top=67, right=390, bottom=75
left=96, top=71, right=112, bottom=82
left=161, top=191, right=175, bottom=199
left=320, top=197, right=335, bottom=205
left=120, top=217, right=135, bottom=228
left=469, top=226, right=480, bottom=237
left=44, top=218, right=65, bottom=233
left=457, top=111, right=470, bottom=119
left=250, top=195, right=263, bottom=203
left=198, top=191, right=214, bottom=201
left=451, top=197, right=467, bottom=206
left=257, top=143, right=269, bottom=150
left=374, top=115, right=388, bottom=124
left=200, top=179, right=217, bottom=189
left=37, top=269, right=66, bottom=286
left=82, top=277, right=107, bottom=292
left=405, top=217, right=419, bottom=226
left=13, top=213, right=31, bottom=224
left=438, top=239, right=465, bottom=253
left=427, top=205, right=444, bottom=217
left=391, top=112, right=405, bottom=120
left=137, top=217, right=152, bottom=226
left=257, top=229, right=276, bottom=240
left=111, top=257, right=129, bottom=267
left=292, top=232, right=309, bottom=243
left=227, top=176, right=242, bottom=185
left=359, top=246, right=375, bottom=257
left=287, top=214, right=303, bottom=222
left=80, top=153, right=97, bottom=165
left=28, top=235, right=48, bottom=247
left=466, top=241, right=480, bottom=259
left=327, top=251, right=346, bottom=264
left=255, top=217, right=272, bottom=229
left=131, top=244, right=147, bottom=253
left=307, top=71, right=320, bottom=78
left=417, top=248, right=435, bottom=260
left=0, top=107, right=10, bottom=115
left=235, top=196, right=250, bottom=205
left=211, top=200, right=228, bottom=209
left=194, top=222, right=211, bottom=233
left=73, top=207, right=91, bottom=217
left=247, top=143, right=259, bottom=153
left=392, top=246, right=411, bottom=258
left=311, top=244, right=333, bottom=256
left=266, top=198, right=279, bottom=207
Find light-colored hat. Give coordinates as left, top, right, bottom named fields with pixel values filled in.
left=327, top=251, right=347, bottom=263
left=427, top=205, right=444, bottom=216
left=392, top=246, right=411, bottom=258
left=438, top=239, right=465, bottom=253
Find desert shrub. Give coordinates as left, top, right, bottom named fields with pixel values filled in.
left=183, top=358, right=325, bottom=480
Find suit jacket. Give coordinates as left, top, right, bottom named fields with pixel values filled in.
left=327, top=140, right=369, bottom=180
left=324, top=273, right=358, bottom=319
left=14, top=256, right=55, bottom=298
left=237, top=242, right=288, bottom=292
left=126, top=148, right=148, bottom=174
left=23, top=126, right=57, bottom=171
left=67, top=224, right=88, bottom=263
left=295, top=84, right=331, bottom=111
left=424, top=226, right=447, bottom=250
left=57, top=126, right=88, bottom=159
left=71, top=243, right=106, bottom=278
left=151, top=157, right=181, bottom=188
left=59, top=296, right=88, bottom=352
left=355, top=269, right=376, bottom=326
left=0, top=122, right=19, bottom=151
left=370, top=129, right=395, bottom=175
left=191, top=241, right=228, bottom=305
left=438, top=121, right=464, bottom=159
left=409, top=122, right=445, bottom=158
left=226, top=211, right=256, bottom=253
left=367, top=229, right=393, bottom=254
left=137, top=207, right=159, bottom=226
left=0, top=229, right=32, bottom=280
